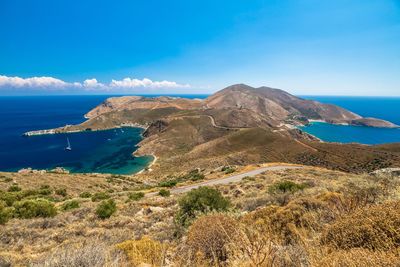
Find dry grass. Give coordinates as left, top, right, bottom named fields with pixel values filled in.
left=321, top=201, right=400, bottom=250
left=1, top=166, right=400, bottom=266
left=0, top=171, right=145, bottom=198
left=116, top=236, right=167, bottom=266
left=184, top=214, right=238, bottom=264
left=30, top=239, right=128, bottom=267
left=316, top=248, right=400, bottom=267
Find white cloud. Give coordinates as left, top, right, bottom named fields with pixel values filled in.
left=109, top=77, right=190, bottom=89
left=0, top=75, right=71, bottom=89
left=83, top=78, right=106, bottom=89
left=0, top=75, right=191, bottom=91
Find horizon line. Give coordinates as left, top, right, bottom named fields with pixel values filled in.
left=1, top=93, right=400, bottom=98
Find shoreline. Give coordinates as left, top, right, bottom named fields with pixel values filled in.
left=136, top=154, right=158, bottom=174
left=23, top=123, right=148, bottom=137
left=17, top=123, right=155, bottom=176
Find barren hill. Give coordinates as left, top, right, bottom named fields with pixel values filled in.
left=83, top=84, right=397, bottom=129
left=205, top=84, right=397, bottom=127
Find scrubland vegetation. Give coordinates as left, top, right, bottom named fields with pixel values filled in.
left=0, top=166, right=400, bottom=266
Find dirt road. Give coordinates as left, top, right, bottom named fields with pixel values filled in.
left=146, top=165, right=302, bottom=196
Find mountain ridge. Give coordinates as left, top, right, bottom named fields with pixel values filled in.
left=205, top=84, right=397, bottom=128
left=84, top=83, right=398, bottom=129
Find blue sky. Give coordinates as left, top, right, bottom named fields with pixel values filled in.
left=0, top=0, right=399, bottom=95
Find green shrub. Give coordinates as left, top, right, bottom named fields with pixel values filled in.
left=269, top=180, right=307, bottom=194
left=176, top=187, right=231, bottom=227
left=159, top=189, right=170, bottom=197
left=38, top=185, right=53, bottom=195
left=128, top=192, right=145, bottom=201
left=13, top=199, right=57, bottom=219
left=221, top=166, right=236, bottom=174
left=91, top=192, right=110, bottom=202
left=55, top=188, right=67, bottom=197
left=185, top=169, right=205, bottom=181
left=0, top=200, right=13, bottom=224
left=96, top=199, right=117, bottom=219
left=21, top=189, right=40, bottom=198
left=158, top=180, right=178, bottom=188
left=0, top=191, right=20, bottom=206
left=79, top=191, right=92, bottom=198
left=61, top=200, right=80, bottom=211
left=8, top=185, right=21, bottom=192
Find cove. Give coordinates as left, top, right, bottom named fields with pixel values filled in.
left=0, top=127, right=153, bottom=174
left=299, top=122, right=400, bottom=145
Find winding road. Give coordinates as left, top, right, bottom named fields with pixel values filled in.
left=146, top=165, right=302, bottom=197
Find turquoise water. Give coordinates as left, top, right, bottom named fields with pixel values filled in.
left=0, top=95, right=207, bottom=174
left=299, top=96, right=400, bottom=145
left=2, top=127, right=154, bottom=174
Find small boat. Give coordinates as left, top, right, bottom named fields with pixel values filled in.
left=65, top=137, right=72, bottom=151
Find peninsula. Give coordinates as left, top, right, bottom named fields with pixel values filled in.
left=23, top=84, right=400, bottom=175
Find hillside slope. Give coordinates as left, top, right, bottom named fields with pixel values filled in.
left=205, top=84, right=397, bottom=127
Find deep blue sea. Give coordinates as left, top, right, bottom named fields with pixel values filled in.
left=299, top=96, right=400, bottom=145
left=0, top=94, right=208, bottom=174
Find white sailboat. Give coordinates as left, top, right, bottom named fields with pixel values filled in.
left=65, top=137, right=72, bottom=151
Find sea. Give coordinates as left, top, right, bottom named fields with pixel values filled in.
left=299, top=96, right=400, bottom=145
left=0, top=94, right=208, bottom=174
left=0, top=95, right=399, bottom=174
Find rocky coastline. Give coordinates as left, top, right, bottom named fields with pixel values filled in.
left=23, top=122, right=148, bottom=137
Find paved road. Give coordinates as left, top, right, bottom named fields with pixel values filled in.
left=146, top=165, right=302, bottom=197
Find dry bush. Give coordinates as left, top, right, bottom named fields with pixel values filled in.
left=184, top=214, right=238, bottom=265
left=321, top=201, right=400, bottom=251
left=228, top=217, right=279, bottom=267
left=30, top=239, right=128, bottom=267
left=116, top=236, right=167, bottom=266
left=228, top=212, right=311, bottom=267
left=316, top=248, right=400, bottom=267
left=238, top=195, right=272, bottom=212
left=245, top=197, right=329, bottom=245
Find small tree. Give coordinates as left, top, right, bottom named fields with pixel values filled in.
left=96, top=199, right=117, bottom=219
left=176, top=187, right=230, bottom=227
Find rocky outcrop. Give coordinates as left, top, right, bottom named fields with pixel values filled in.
left=371, top=168, right=400, bottom=177
left=350, top=118, right=398, bottom=128
left=142, top=120, right=169, bottom=137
